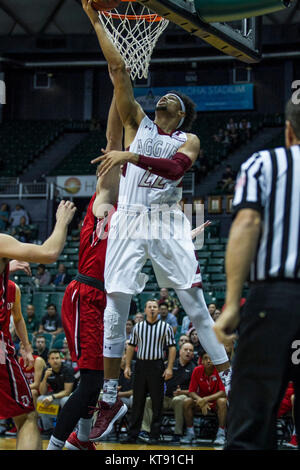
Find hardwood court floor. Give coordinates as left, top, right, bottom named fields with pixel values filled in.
left=0, top=436, right=218, bottom=451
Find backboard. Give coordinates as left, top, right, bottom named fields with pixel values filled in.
left=136, top=0, right=291, bottom=63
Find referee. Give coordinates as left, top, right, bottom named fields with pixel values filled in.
left=214, top=97, right=300, bottom=450
left=122, top=299, right=176, bottom=444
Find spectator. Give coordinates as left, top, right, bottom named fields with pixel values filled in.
left=133, top=312, right=144, bottom=324
left=212, top=309, right=222, bottom=322
left=181, top=351, right=227, bottom=446
left=18, top=341, right=46, bottom=406
left=0, top=203, right=9, bottom=232
left=208, top=303, right=217, bottom=319
left=38, top=303, right=63, bottom=338
left=33, top=334, right=49, bottom=363
left=52, top=263, right=70, bottom=287
left=34, top=264, right=52, bottom=287
left=126, top=319, right=134, bottom=341
left=176, top=334, right=189, bottom=354
left=11, top=216, right=34, bottom=242
left=24, top=304, right=39, bottom=336
left=278, top=382, right=297, bottom=449
left=226, top=118, right=239, bottom=145
left=213, top=128, right=225, bottom=143
left=220, top=165, right=236, bottom=193
left=37, top=349, right=75, bottom=434
left=181, top=314, right=193, bottom=335
left=9, top=204, right=29, bottom=228
left=118, top=349, right=134, bottom=410
left=140, top=342, right=196, bottom=443
left=158, top=301, right=178, bottom=334
left=188, top=327, right=204, bottom=365
left=239, top=118, right=251, bottom=142
left=158, top=288, right=181, bottom=318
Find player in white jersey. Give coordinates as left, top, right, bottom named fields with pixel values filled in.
left=82, top=0, right=231, bottom=442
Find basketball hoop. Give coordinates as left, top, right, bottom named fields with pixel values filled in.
left=98, top=0, right=169, bottom=80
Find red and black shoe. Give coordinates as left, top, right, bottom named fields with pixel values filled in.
left=89, top=399, right=128, bottom=442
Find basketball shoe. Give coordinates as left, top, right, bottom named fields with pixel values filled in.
left=89, top=398, right=128, bottom=442
left=65, top=432, right=96, bottom=451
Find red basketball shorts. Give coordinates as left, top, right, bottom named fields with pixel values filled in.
left=0, top=333, right=34, bottom=419
left=277, top=384, right=294, bottom=418
left=61, top=280, right=106, bottom=370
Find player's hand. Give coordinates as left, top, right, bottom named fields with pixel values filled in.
left=213, top=305, right=239, bottom=347
left=200, top=402, right=211, bottom=416
left=55, top=200, right=76, bottom=226
left=9, top=260, right=32, bottom=276
left=190, top=220, right=211, bottom=240
left=82, top=0, right=100, bottom=24
left=173, top=385, right=182, bottom=397
left=42, top=396, right=53, bottom=406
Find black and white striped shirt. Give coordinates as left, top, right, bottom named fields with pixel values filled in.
left=232, top=145, right=300, bottom=282
left=128, top=319, right=176, bottom=360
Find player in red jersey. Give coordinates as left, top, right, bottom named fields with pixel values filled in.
left=0, top=200, right=76, bottom=450
left=46, top=85, right=123, bottom=451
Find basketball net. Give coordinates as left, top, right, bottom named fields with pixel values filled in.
left=98, top=0, right=169, bottom=80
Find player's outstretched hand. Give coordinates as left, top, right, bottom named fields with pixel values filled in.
left=92, top=150, right=133, bottom=178
left=56, top=200, right=76, bottom=226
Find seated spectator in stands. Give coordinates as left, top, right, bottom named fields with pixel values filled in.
left=118, top=349, right=134, bottom=410
left=213, top=128, right=225, bottom=143
left=9, top=204, right=29, bottom=228
left=181, top=314, right=193, bottom=335
left=212, top=309, right=221, bottom=322
left=208, top=303, right=217, bottom=319
left=18, top=341, right=46, bottom=407
left=140, top=342, right=195, bottom=443
left=39, top=303, right=63, bottom=338
left=158, top=302, right=178, bottom=334
left=188, top=327, right=204, bottom=365
left=158, top=288, right=181, bottom=318
left=226, top=118, right=239, bottom=145
left=177, top=334, right=189, bottom=350
left=33, top=334, right=49, bottom=363
left=52, top=263, right=70, bottom=286
left=71, top=219, right=84, bottom=241
left=239, top=118, right=251, bottom=142
left=0, top=203, right=9, bottom=232
left=278, top=382, right=297, bottom=449
left=222, top=130, right=232, bottom=151
left=24, top=304, right=39, bottom=336
left=126, top=319, right=135, bottom=341
left=34, top=264, right=52, bottom=287
left=220, top=165, right=236, bottom=193
left=37, top=349, right=75, bottom=434
left=181, top=351, right=227, bottom=446
left=133, top=312, right=144, bottom=324
left=11, top=216, right=34, bottom=242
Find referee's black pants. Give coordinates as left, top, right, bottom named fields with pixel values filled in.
left=226, top=282, right=300, bottom=450
left=128, top=359, right=165, bottom=439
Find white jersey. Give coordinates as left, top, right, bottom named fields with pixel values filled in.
left=118, top=115, right=187, bottom=208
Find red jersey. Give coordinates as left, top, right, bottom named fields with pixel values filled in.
left=0, top=272, right=16, bottom=340
left=189, top=365, right=225, bottom=397
left=19, top=355, right=39, bottom=385
left=78, top=193, right=115, bottom=280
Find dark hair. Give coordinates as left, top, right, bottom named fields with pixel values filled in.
left=48, top=349, right=61, bottom=358
left=47, top=303, right=57, bottom=311
left=37, top=264, right=46, bottom=270
left=286, top=98, right=300, bottom=140
left=159, top=302, right=169, bottom=309
left=168, top=89, right=197, bottom=132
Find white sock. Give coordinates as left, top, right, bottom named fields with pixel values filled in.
left=47, top=435, right=65, bottom=450
left=102, top=379, right=119, bottom=405
left=77, top=418, right=93, bottom=442
left=219, top=368, right=232, bottom=396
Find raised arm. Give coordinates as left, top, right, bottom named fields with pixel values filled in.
left=0, top=200, right=75, bottom=263
left=82, top=0, right=145, bottom=133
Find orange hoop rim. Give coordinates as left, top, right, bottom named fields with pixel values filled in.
left=100, top=0, right=165, bottom=22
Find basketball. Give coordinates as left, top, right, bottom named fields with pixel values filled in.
left=91, top=0, right=121, bottom=11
